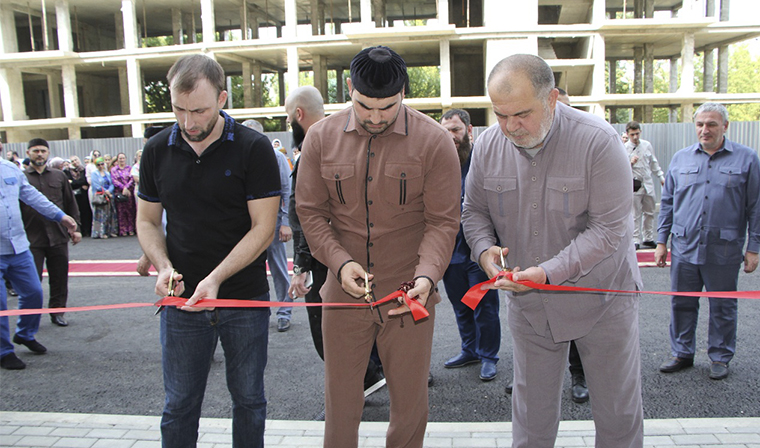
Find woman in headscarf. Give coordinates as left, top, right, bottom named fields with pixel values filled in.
left=90, top=157, right=115, bottom=239
left=111, top=152, right=136, bottom=236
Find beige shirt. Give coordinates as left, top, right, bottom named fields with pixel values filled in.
left=462, top=103, right=642, bottom=342
left=296, top=105, right=461, bottom=307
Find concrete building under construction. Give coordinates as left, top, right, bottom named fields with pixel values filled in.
left=1, top=0, right=758, bottom=142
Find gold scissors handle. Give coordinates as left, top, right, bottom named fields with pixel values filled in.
left=155, top=269, right=177, bottom=315
left=363, top=272, right=383, bottom=323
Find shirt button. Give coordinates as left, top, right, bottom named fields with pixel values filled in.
left=369, top=262, right=374, bottom=268
left=368, top=176, right=373, bottom=181
left=533, top=231, right=538, bottom=236
left=532, top=203, right=538, bottom=209
left=532, top=161, right=537, bottom=167
left=531, top=176, right=536, bottom=182
left=196, top=160, right=201, bottom=164
left=368, top=242, right=374, bottom=247
left=543, top=298, right=548, bottom=303
left=369, top=223, right=374, bottom=228
left=368, top=200, right=373, bottom=205
left=335, top=174, right=340, bottom=179
left=401, top=173, right=406, bottom=178
left=370, top=152, right=375, bottom=157
left=535, top=257, right=540, bottom=262
left=496, top=186, right=502, bottom=192
left=706, top=180, right=710, bottom=184
left=562, top=187, right=568, bottom=192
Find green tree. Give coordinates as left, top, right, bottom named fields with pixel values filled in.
left=727, top=44, right=760, bottom=121
left=144, top=80, right=171, bottom=113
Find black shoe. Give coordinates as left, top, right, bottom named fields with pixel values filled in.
left=7, top=288, right=18, bottom=297
left=505, top=382, right=513, bottom=395
left=709, top=362, right=729, bottom=380
left=12, top=335, right=47, bottom=354
left=428, top=372, right=434, bottom=386
left=0, top=353, right=26, bottom=370
left=642, top=241, right=657, bottom=249
left=51, top=315, right=68, bottom=327
left=364, top=369, right=386, bottom=397
left=444, top=352, right=480, bottom=368
left=277, top=318, right=291, bottom=332
left=634, top=243, right=641, bottom=250
left=659, top=356, right=693, bottom=373
left=479, top=360, right=497, bottom=381
left=571, top=372, right=589, bottom=403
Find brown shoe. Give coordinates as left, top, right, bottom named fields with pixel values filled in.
left=659, top=357, right=694, bottom=373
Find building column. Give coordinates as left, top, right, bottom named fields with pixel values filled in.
left=61, top=64, right=80, bottom=138
left=47, top=72, right=62, bottom=118
left=592, top=0, right=606, bottom=23
left=0, top=4, right=27, bottom=128
left=373, top=0, right=385, bottom=27
left=311, top=0, right=320, bottom=35
left=608, top=59, right=617, bottom=122
left=172, top=8, right=184, bottom=44
left=121, top=1, right=138, bottom=50
left=126, top=58, right=143, bottom=137
left=590, top=33, right=606, bottom=118
left=242, top=61, right=253, bottom=108
left=360, top=0, right=373, bottom=27
left=336, top=68, right=344, bottom=103
left=679, top=32, right=695, bottom=122
left=286, top=47, right=299, bottom=96
left=253, top=62, right=262, bottom=107
left=644, top=43, right=654, bottom=122
left=633, top=45, right=643, bottom=122
left=201, top=0, right=216, bottom=45
left=440, top=39, right=452, bottom=109
left=438, top=0, right=449, bottom=24
left=118, top=67, right=129, bottom=115
left=669, top=57, right=679, bottom=122
left=55, top=0, right=73, bottom=52
left=313, top=54, right=328, bottom=99
left=703, top=48, right=714, bottom=92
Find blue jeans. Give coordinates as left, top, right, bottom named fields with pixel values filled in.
left=267, top=223, right=292, bottom=320
left=1, top=250, right=44, bottom=358
left=160, top=297, right=270, bottom=448
left=442, top=260, right=501, bottom=363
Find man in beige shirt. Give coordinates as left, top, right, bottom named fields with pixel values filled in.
left=296, top=46, right=461, bottom=448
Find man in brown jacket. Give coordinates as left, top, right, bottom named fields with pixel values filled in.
left=296, top=46, right=461, bottom=448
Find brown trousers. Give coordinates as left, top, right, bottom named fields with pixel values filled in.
left=322, top=301, right=435, bottom=448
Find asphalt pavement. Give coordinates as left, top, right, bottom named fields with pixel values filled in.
left=2, top=235, right=760, bottom=425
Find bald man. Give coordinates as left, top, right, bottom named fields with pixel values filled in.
left=463, top=54, right=643, bottom=447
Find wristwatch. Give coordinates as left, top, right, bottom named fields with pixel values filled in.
left=293, top=265, right=307, bottom=276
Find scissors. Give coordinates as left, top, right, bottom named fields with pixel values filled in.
left=491, top=248, right=511, bottom=279
left=155, top=269, right=177, bottom=315
left=364, top=272, right=383, bottom=323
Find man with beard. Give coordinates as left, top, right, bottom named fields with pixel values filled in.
left=439, top=109, right=501, bottom=382
left=462, top=54, right=643, bottom=447
left=137, top=54, right=280, bottom=447
left=296, top=46, right=460, bottom=447
left=285, top=86, right=387, bottom=400
left=21, top=139, right=82, bottom=327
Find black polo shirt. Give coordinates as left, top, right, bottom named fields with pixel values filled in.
left=139, top=111, right=280, bottom=299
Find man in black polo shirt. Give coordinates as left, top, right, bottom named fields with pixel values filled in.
left=137, top=54, right=280, bottom=448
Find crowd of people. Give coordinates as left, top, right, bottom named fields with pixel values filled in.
left=1, top=47, right=758, bottom=448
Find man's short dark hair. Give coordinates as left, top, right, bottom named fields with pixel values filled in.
left=144, top=126, right=164, bottom=140
left=441, top=109, right=471, bottom=128
left=626, top=121, right=641, bottom=132
left=167, top=54, right=225, bottom=95
left=28, top=138, right=49, bottom=149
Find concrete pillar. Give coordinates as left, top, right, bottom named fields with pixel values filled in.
left=0, top=5, right=19, bottom=54
left=41, top=0, right=51, bottom=50
left=172, top=8, right=184, bottom=44
left=669, top=57, right=679, bottom=122
left=118, top=67, right=129, bottom=114
left=634, top=0, right=643, bottom=18
left=373, top=0, right=385, bottom=27
left=645, top=0, right=654, bottom=17
left=591, top=33, right=606, bottom=118
left=278, top=71, right=286, bottom=106
left=243, top=61, right=253, bottom=107
left=313, top=54, right=328, bottom=99
left=719, top=0, right=730, bottom=20
left=284, top=0, right=297, bottom=38
left=644, top=43, right=654, bottom=122
left=121, top=1, right=138, bottom=50
left=201, top=0, right=215, bottom=44
left=704, top=48, right=714, bottom=92
left=47, top=72, right=62, bottom=118
left=360, top=0, right=373, bottom=27
left=717, top=45, right=728, bottom=93
left=438, top=0, right=449, bottom=24
left=336, top=68, right=344, bottom=103
left=253, top=63, right=262, bottom=107
left=126, top=58, right=143, bottom=137
left=286, top=47, right=299, bottom=96
left=311, top=0, right=320, bottom=35
left=706, top=0, right=716, bottom=16
left=440, top=39, right=452, bottom=108
left=61, top=64, right=79, bottom=119
left=679, top=32, right=695, bottom=122
left=608, top=59, right=617, bottom=122
left=55, top=0, right=73, bottom=52
left=633, top=46, right=643, bottom=122
left=592, top=0, right=605, bottom=24
left=484, top=0, right=536, bottom=27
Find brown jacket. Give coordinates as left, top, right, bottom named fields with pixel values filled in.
left=296, top=105, right=461, bottom=308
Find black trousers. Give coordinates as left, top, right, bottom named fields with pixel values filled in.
left=74, top=192, right=92, bottom=237
left=31, top=244, right=70, bottom=315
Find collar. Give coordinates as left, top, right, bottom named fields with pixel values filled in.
left=697, top=137, right=730, bottom=155
left=24, top=165, right=48, bottom=175
left=343, top=104, right=409, bottom=137
left=168, top=110, right=236, bottom=147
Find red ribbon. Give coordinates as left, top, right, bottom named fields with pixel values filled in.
left=462, top=271, right=760, bottom=311
left=1, top=290, right=430, bottom=322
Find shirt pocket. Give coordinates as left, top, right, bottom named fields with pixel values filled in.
left=321, top=164, right=357, bottom=205
left=484, top=177, right=517, bottom=218
left=546, top=177, right=586, bottom=218
left=677, top=165, right=700, bottom=188
left=3, top=176, right=18, bottom=185
left=381, top=163, right=423, bottom=206
left=716, top=165, right=744, bottom=189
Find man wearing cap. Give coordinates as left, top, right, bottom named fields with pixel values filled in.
left=22, top=138, right=82, bottom=327
left=297, top=46, right=461, bottom=447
